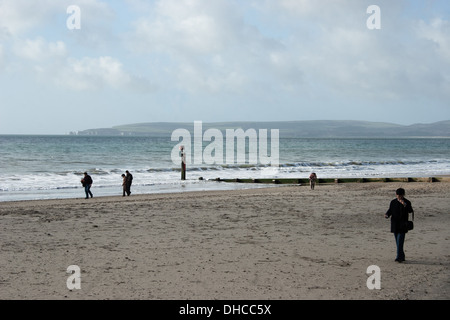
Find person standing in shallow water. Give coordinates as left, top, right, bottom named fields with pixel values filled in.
left=385, top=188, right=414, bottom=263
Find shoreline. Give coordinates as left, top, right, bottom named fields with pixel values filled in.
left=1, top=175, right=449, bottom=205
left=0, top=181, right=449, bottom=299
left=0, top=185, right=284, bottom=207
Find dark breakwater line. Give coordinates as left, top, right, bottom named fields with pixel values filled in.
left=206, top=176, right=450, bottom=184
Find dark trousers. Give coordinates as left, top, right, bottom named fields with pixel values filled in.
left=126, top=183, right=131, bottom=196
left=84, top=185, right=93, bottom=198
left=394, top=233, right=405, bottom=261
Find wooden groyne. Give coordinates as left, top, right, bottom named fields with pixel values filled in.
left=202, top=177, right=450, bottom=184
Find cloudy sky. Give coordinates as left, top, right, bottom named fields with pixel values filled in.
left=0, top=0, right=449, bottom=134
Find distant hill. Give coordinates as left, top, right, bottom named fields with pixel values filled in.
left=73, top=120, right=450, bottom=138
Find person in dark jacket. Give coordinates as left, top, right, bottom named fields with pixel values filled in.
left=81, top=172, right=93, bottom=199
left=125, top=170, right=133, bottom=196
left=385, top=188, right=414, bottom=262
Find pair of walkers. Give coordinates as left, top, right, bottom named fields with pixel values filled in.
left=121, top=170, right=133, bottom=196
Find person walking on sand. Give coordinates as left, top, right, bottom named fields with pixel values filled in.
left=121, top=174, right=127, bottom=197
left=309, top=172, right=317, bottom=190
left=385, top=188, right=414, bottom=263
left=81, top=172, right=93, bottom=199
left=125, top=170, right=133, bottom=196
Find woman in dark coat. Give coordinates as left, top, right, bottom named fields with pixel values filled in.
left=385, top=188, right=414, bottom=262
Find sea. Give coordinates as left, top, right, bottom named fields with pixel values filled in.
left=1, top=135, right=449, bottom=202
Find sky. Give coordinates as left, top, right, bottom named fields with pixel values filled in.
left=0, top=0, right=449, bottom=134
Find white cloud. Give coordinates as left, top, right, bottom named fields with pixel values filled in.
left=250, top=0, right=450, bottom=102
left=51, top=56, right=154, bottom=93
left=9, top=37, right=153, bottom=92
left=131, top=0, right=245, bottom=55
left=127, top=0, right=303, bottom=94
left=3, top=0, right=449, bottom=100
left=13, top=37, right=67, bottom=61
left=62, top=56, right=132, bottom=90
left=416, top=18, right=450, bottom=62
left=0, top=1, right=152, bottom=92
left=413, top=18, right=450, bottom=99
left=0, top=0, right=114, bottom=43
left=1, top=0, right=449, bottom=134
left=0, top=0, right=54, bottom=36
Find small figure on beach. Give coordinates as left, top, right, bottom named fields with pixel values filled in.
left=121, top=174, right=127, bottom=197
left=125, top=170, right=133, bottom=196
left=309, top=172, right=317, bottom=190
left=385, top=188, right=414, bottom=263
left=81, top=172, right=93, bottom=199
left=180, top=145, right=186, bottom=180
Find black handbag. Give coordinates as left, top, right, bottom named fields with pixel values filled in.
left=407, top=220, right=414, bottom=231
left=406, top=211, right=414, bottom=231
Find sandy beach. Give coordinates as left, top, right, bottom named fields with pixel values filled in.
left=0, top=181, right=449, bottom=300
